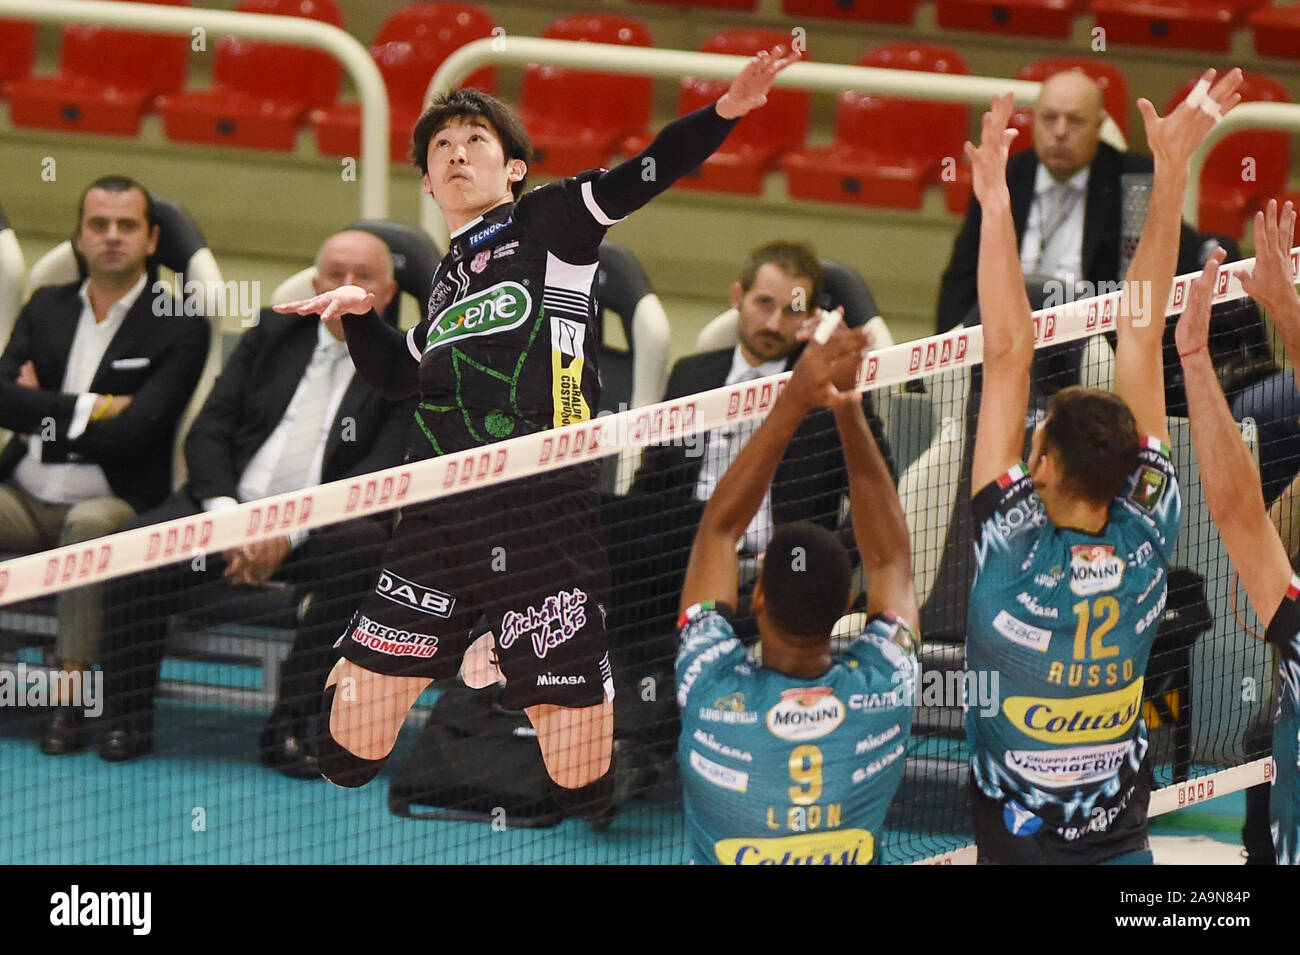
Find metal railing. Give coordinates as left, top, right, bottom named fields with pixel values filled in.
left=419, top=36, right=1129, bottom=245
left=0, top=0, right=390, bottom=219
left=1184, top=101, right=1300, bottom=226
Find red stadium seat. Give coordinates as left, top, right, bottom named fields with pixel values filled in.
left=783, top=44, right=968, bottom=210
left=780, top=0, right=922, bottom=25
left=1089, top=0, right=1268, bottom=53
left=1167, top=71, right=1290, bottom=238
left=518, top=14, right=655, bottom=178
left=160, top=0, right=344, bottom=152
left=0, top=18, right=37, bottom=88
left=620, top=29, right=808, bottom=195
left=936, top=0, right=1082, bottom=39
left=5, top=1, right=188, bottom=136
left=1251, top=4, right=1300, bottom=60
left=313, top=3, right=496, bottom=164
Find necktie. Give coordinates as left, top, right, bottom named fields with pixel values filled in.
left=266, top=341, right=346, bottom=496
left=1034, top=181, right=1079, bottom=278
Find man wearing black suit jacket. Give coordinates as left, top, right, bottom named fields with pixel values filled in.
left=0, top=176, right=208, bottom=753
left=937, top=72, right=1204, bottom=338
left=93, top=230, right=417, bottom=776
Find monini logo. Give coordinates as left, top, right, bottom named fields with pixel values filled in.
left=714, top=829, right=874, bottom=865
left=1068, top=543, right=1125, bottom=596
left=1003, top=679, right=1144, bottom=745
left=765, top=686, right=845, bottom=741
left=425, top=281, right=532, bottom=352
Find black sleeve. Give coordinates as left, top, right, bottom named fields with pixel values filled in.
left=0, top=292, right=79, bottom=433
left=515, top=104, right=740, bottom=266
left=1267, top=585, right=1300, bottom=662
left=589, top=104, right=738, bottom=220
left=341, top=310, right=420, bottom=400
left=936, top=195, right=983, bottom=335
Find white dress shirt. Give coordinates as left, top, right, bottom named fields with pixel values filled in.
left=694, top=347, right=787, bottom=565
left=203, top=324, right=354, bottom=549
left=1020, top=164, right=1090, bottom=286
left=14, top=273, right=148, bottom=505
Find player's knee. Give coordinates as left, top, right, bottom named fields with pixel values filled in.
left=549, top=770, right=614, bottom=819
left=317, top=685, right=387, bottom=788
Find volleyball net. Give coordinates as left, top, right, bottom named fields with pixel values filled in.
left=0, top=249, right=1295, bottom=864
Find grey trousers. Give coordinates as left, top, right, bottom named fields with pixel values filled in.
left=0, top=479, right=135, bottom=663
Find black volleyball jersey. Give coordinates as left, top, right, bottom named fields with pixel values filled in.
left=403, top=171, right=616, bottom=461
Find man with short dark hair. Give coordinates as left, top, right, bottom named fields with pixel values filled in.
left=276, top=49, right=802, bottom=819
left=675, top=315, right=918, bottom=865
left=0, top=175, right=209, bottom=755
left=617, top=241, right=891, bottom=781
left=962, top=71, right=1242, bottom=864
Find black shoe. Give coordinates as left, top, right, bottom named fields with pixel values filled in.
left=260, top=711, right=321, bottom=780
left=40, top=708, right=88, bottom=756
left=97, top=717, right=153, bottom=762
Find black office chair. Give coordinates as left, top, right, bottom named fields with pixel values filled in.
left=0, top=203, right=26, bottom=348
left=591, top=240, right=670, bottom=495
left=695, top=257, right=889, bottom=351
left=269, top=221, right=441, bottom=343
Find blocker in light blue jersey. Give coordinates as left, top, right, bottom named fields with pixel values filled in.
left=1266, top=576, right=1300, bottom=866
left=676, top=602, right=918, bottom=865
left=966, top=436, right=1180, bottom=855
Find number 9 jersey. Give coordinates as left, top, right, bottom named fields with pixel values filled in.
left=675, top=602, right=918, bottom=865
left=966, top=436, right=1181, bottom=835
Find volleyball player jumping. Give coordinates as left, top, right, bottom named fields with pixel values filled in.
left=963, top=70, right=1242, bottom=863
left=276, top=47, right=799, bottom=818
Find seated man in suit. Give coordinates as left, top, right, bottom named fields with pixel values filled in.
left=92, top=229, right=417, bottom=777
left=0, top=175, right=209, bottom=753
left=612, top=240, right=892, bottom=771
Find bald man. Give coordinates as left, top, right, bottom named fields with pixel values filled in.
left=92, top=230, right=418, bottom=775
left=936, top=70, right=1202, bottom=338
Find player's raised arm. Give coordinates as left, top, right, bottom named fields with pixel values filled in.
left=1242, top=199, right=1300, bottom=376
left=968, top=93, right=1035, bottom=494
left=832, top=371, right=919, bottom=636
left=1178, top=245, right=1292, bottom=619
left=679, top=316, right=870, bottom=613
left=589, top=46, right=800, bottom=221
left=1116, top=68, right=1243, bottom=446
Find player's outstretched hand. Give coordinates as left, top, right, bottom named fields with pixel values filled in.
left=963, top=93, right=1018, bottom=209
left=1175, top=245, right=1229, bottom=361
left=273, top=284, right=376, bottom=323
left=1240, top=199, right=1300, bottom=317
left=788, top=308, right=872, bottom=410
left=1138, top=68, right=1243, bottom=171
left=715, top=45, right=802, bottom=120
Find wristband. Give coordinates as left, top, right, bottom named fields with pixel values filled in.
left=1178, top=345, right=1207, bottom=359
left=91, top=395, right=113, bottom=421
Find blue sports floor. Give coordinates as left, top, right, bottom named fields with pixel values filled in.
left=0, top=657, right=1247, bottom=865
